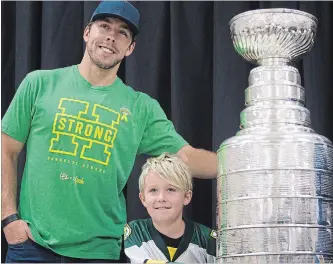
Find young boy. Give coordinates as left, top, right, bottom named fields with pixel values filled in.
left=124, top=153, right=217, bottom=263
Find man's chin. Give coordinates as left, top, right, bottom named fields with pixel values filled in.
left=95, top=62, right=118, bottom=70
left=89, top=53, right=122, bottom=70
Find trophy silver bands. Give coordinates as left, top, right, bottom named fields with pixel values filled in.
left=217, top=8, right=333, bottom=264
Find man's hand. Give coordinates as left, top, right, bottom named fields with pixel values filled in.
left=177, top=145, right=217, bottom=179
left=3, top=220, right=33, bottom=245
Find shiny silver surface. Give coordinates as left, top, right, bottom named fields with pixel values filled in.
left=229, top=9, right=317, bottom=64
left=217, top=8, right=333, bottom=264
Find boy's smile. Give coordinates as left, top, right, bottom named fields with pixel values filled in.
left=154, top=206, right=171, bottom=210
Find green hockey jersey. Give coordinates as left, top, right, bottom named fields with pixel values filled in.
left=124, top=218, right=216, bottom=263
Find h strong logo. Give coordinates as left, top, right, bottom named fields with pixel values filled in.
left=49, top=98, right=121, bottom=166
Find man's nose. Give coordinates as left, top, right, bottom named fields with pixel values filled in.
left=106, top=30, right=116, bottom=42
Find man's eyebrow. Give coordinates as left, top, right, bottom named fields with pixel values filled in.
left=98, top=17, right=131, bottom=31
left=119, top=24, right=131, bottom=32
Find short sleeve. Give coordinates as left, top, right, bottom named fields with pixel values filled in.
left=137, top=98, right=188, bottom=156
left=2, top=73, right=37, bottom=143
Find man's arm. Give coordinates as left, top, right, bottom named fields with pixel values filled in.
left=2, top=132, right=32, bottom=244
left=1, top=132, right=24, bottom=219
left=177, top=145, right=217, bottom=179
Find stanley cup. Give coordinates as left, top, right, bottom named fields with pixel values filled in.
left=217, top=9, right=333, bottom=263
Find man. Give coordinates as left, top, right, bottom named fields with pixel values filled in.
left=1, top=1, right=217, bottom=262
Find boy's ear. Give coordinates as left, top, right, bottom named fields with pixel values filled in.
left=139, top=192, right=147, bottom=207
left=183, top=190, right=192, bottom=206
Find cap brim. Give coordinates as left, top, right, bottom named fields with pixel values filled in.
left=91, top=13, right=139, bottom=36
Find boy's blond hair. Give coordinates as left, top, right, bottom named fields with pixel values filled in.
left=139, top=153, right=193, bottom=193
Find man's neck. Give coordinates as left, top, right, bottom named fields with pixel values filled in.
left=152, top=217, right=185, bottom=239
left=78, top=55, right=119, bottom=87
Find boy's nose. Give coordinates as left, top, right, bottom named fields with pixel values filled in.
left=157, top=191, right=166, bottom=201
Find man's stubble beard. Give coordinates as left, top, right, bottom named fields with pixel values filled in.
left=87, top=45, right=122, bottom=70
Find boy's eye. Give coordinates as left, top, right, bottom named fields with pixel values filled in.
left=167, top=188, right=176, bottom=192
left=149, top=188, right=157, bottom=193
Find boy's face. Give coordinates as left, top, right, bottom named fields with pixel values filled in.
left=139, top=171, right=192, bottom=224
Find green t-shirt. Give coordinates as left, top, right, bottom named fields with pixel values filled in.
left=1, top=65, right=188, bottom=259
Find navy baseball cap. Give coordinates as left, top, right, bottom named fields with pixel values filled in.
left=90, top=1, right=140, bottom=36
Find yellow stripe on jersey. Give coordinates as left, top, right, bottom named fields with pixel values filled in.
left=167, top=246, right=177, bottom=261
left=146, top=260, right=167, bottom=264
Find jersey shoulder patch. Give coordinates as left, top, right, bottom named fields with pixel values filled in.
left=124, top=223, right=132, bottom=240
left=210, top=229, right=217, bottom=240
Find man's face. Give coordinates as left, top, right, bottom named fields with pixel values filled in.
left=83, top=17, right=135, bottom=70
left=139, top=171, right=192, bottom=225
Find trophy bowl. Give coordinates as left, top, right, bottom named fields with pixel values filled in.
left=229, top=9, right=318, bottom=64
